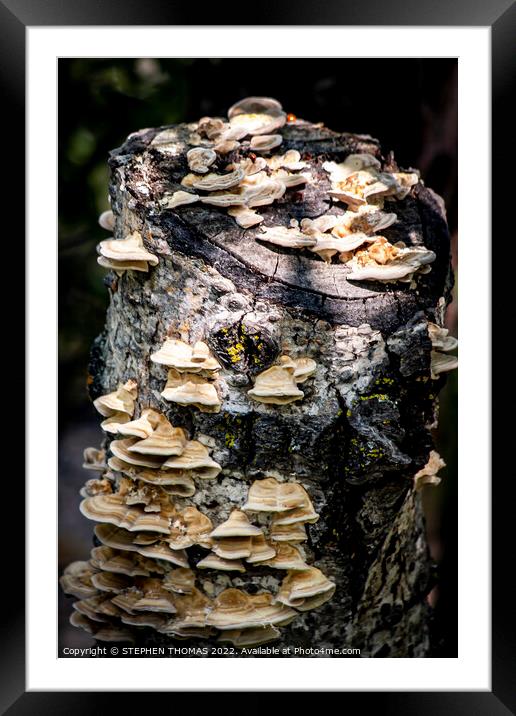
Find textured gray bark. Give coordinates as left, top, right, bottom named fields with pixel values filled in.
left=85, top=119, right=453, bottom=657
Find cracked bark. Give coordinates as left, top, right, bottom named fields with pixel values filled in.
left=87, top=119, right=453, bottom=657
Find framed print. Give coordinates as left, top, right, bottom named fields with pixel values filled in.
left=3, top=0, right=513, bottom=710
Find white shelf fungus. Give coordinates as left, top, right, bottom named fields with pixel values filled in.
left=98, top=231, right=159, bottom=275
left=248, top=355, right=316, bottom=405
left=428, top=322, right=458, bottom=378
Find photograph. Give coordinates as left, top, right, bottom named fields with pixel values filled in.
left=58, top=57, right=458, bottom=659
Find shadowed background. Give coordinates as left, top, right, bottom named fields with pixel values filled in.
left=58, top=57, right=457, bottom=656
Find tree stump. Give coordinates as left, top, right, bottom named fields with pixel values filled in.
left=76, top=103, right=453, bottom=658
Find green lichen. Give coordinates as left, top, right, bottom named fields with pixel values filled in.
left=225, top=432, right=236, bottom=449
left=375, top=376, right=395, bottom=386
left=226, top=342, right=245, bottom=363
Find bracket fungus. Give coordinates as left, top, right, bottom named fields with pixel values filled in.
left=346, top=237, right=436, bottom=283
left=269, top=521, right=308, bottom=543
left=98, top=209, right=115, bottom=231
left=211, top=538, right=252, bottom=560
left=69, top=612, right=135, bottom=644
left=227, top=206, right=264, bottom=229
left=323, top=154, right=418, bottom=207
left=186, top=147, right=217, bottom=174
left=276, top=568, right=336, bottom=609
left=60, top=561, right=99, bottom=599
left=227, top=96, right=287, bottom=136
left=183, top=167, right=246, bottom=192
left=151, top=338, right=220, bottom=374
left=159, top=190, right=200, bottom=210
left=266, top=149, right=308, bottom=171
left=210, top=510, right=263, bottom=539
left=108, top=456, right=196, bottom=496
left=130, top=579, right=178, bottom=613
left=73, top=594, right=121, bottom=623
left=258, top=225, right=317, bottom=250
left=162, top=568, right=196, bottom=595
left=262, top=543, right=308, bottom=571
left=208, top=510, right=263, bottom=561
left=80, top=493, right=173, bottom=534
left=126, top=420, right=187, bottom=457
left=157, top=99, right=314, bottom=230
left=90, top=546, right=159, bottom=577
left=90, top=570, right=133, bottom=594
left=246, top=534, right=277, bottom=563
left=93, top=379, right=137, bottom=418
left=161, top=369, right=221, bottom=413
left=82, top=446, right=106, bottom=472
left=159, top=588, right=213, bottom=637
left=247, top=355, right=316, bottom=405
left=428, top=322, right=458, bottom=378
left=250, top=134, right=283, bottom=153
left=197, top=553, right=246, bottom=572
left=206, top=589, right=296, bottom=631
left=115, top=408, right=161, bottom=440
left=161, top=440, right=222, bottom=479
left=80, top=476, right=113, bottom=498
left=243, top=476, right=314, bottom=513
left=98, top=231, right=159, bottom=274
left=64, top=94, right=460, bottom=650
left=256, top=202, right=402, bottom=266
left=94, top=524, right=189, bottom=568
left=414, top=450, right=446, bottom=490
left=167, top=505, right=214, bottom=551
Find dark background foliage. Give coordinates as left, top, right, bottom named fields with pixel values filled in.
left=58, top=58, right=457, bottom=655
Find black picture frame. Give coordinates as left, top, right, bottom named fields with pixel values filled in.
left=4, top=0, right=513, bottom=711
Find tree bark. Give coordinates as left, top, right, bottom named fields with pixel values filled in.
left=84, top=119, right=453, bottom=657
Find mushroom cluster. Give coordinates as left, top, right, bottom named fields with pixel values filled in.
left=69, top=356, right=333, bottom=646
left=97, top=231, right=159, bottom=275
left=248, top=355, right=317, bottom=405
left=323, top=153, right=418, bottom=206
left=158, top=97, right=311, bottom=228
left=64, top=469, right=335, bottom=646
left=151, top=338, right=222, bottom=412
left=93, top=379, right=138, bottom=433
left=427, top=322, right=458, bottom=379
left=63, top=97, right=368, bottom=648
left=256, top=190, right=435, bottom=282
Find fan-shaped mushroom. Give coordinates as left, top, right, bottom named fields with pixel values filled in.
left=127, top=418, right=187, bottom=457
left=243, top=477, right=311, bottom=513
left=258, top=225, right=317, bottom=249
left=159, top=190, right=200, bottom=209
left=227, top=96, right=286, bottom=136
left=98, top=209, right=115, bottom=231
left=197, top=553, right=246, bottom=572
left=206, top=589, right=296, bottom=630
left=250, top=134, right=283, bottom=152
left=186, top=147, right=217, bottom=174
left=346, top=237, right=436, bottom=282
left=151, top=338, right=220, bottom=374
left=93, top=379, right=137, bottom=420
left=210, top=510, right=263, bottom=538
left=94, top=524, right=189, bottom=568
left=161, top=369, right=221, bottom=413
left=262, top=543, right=308, bottom=570
left=80, top=493, right=173, bottom=533
left=98, top=231, right=159, bottom=273
left=276, top=568, right=336, bottom=607
left=161, top=440, right=221, bottom=479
